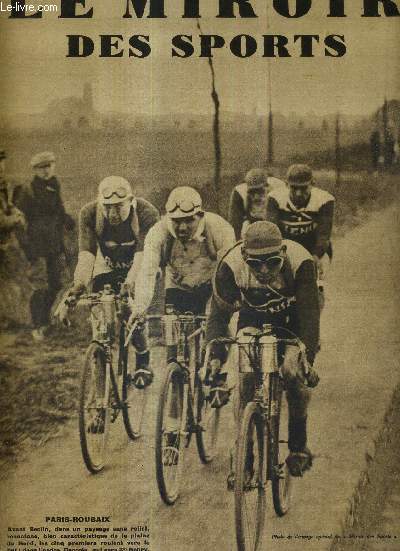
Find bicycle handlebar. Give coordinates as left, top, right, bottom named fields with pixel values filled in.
left=204, top=330, right=319, bottom=389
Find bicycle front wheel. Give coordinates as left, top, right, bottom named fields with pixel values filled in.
left=271, top=376, right=292, bottom=516
left=195, top=376, right=220, bottom=464
left=235, top=402, right=266, bottom=551
left=155, top=361, right=186, bottom=505
left=79, top=342, right=110, bottom=474
left=121, top=341, right=148, bottom=440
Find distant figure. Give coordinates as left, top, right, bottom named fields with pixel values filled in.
left=228, top=168, right=286, bottom=240
left=384, top=127, right=395, bottom=168
left=18, top=152, right=75, bottom=341
left=0, top=149, right=29, bottom=327
left=369, top=128, right=381, bottom=172
left=0, top=149, right=26, bottom=246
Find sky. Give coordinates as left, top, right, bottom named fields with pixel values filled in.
left=0, top=0, right=399, bottom=117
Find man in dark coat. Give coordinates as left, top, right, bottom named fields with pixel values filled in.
left=18, top=151, right=75, bottom=340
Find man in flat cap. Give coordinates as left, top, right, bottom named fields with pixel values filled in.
left=228, top=168, right=286, bottom=240
left=266, top=164, right=335, bottom=308
left=18, top=151, right=75, bottom=340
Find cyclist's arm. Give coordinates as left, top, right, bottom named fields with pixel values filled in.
left=211, top=213, right=236, bottom=255
left=228, top=189, right=245, bottom=241
left=313, top=199, right=334, bottom=258
left=294, top=259, right=320, bottom=364
left=131, top=223, right=164, bottom=314
left=205, top=261, right=241, bottom=361
left=73, top=204, right=97, bottom=288
left=265, top=195, right=281, bottom=226
left=124, top=199, right=159, bottom=287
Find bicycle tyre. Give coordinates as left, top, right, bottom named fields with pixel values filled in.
left=121, top=340, right=148, bottom=440
left=79, top=342, right=110, bottom=474
left=195, top=375, right=220, bottom=464
left=235, top=401, right=266, bottom=551
left=270, top=375, right=292, bottom=517
left=155, top=361, right=186, bottom=505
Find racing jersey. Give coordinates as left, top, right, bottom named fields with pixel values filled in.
left=133, top=212, right=235, bottom=314
left=205, top=239, right=320, bottom=363
left=228, top=177, right=287, bottom=240
left=266, top=186, right=334, bottom=258
left=74, top=198, right=159, bottom=287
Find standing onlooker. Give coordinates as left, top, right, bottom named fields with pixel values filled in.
left=228, top=168, right=286, bottom=240
left=18, top=152, right=75, bottom=340
left=0, top=149, right=30, bottom=327
left=369, top=127, right=381, bottom=173
left=0, top=149, right=26, bottom=244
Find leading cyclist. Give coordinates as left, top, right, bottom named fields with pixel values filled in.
left=205, top=220, right=320, bottom=477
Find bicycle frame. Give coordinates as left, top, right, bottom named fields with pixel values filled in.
left=77, top=288, right=129, bottom=419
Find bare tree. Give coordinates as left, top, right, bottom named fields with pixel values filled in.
left=196, top=20, right=221, bottom=212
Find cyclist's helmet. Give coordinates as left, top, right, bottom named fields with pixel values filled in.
left=98, top=176, right=133, bottom=205
left=245, top=168, right=267, bottom=190
left=165, top=186, right=203, bottom=219
left=286, top=164, right=313, bottom=186
left=243, top=221, right=282, bottom=256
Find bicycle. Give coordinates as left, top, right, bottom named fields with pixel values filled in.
left=206, top=324, right=319, bottom=551
left=154, top=310, right=220, bottom=505
left=76, top=285, right=148, bottom=474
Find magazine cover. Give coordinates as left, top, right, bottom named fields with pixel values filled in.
left=1, top=1, right=399, bottom=550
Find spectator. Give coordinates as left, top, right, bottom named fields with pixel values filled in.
left=369, top=127, right=381, bottom=172
left=18, top=152, right=75, bottom=341
left=228, top=168, right=286, bottom=240
left=0, top=149, right=26, bottom=246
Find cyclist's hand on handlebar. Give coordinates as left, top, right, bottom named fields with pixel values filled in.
left=55, top=283, right=85, bottom=326
left=120, top=281, right=133, bottom=299
left=66, top=283, right=85, bottom=306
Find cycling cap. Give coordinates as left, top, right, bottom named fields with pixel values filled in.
left=31, top=151, right=55, bottom=168
left=98, top=176, right=132, bottom=205
left=165, top=186, right=203, bottom=219
left=286, top=164, right=313, bottom=185
left=243, top=221, right=282, bottom=255
left=245, top=168, right=267, bottom=190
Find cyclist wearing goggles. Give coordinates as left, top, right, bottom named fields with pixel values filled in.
left=62, top=175, right=159, bottom=388
left=228, top=168, right=286, bottom=240
left=266, top=164, right=335, bottom=305
left=205, top=220, right=320, bottom=476
left=130, top=186, right=235, bottom=329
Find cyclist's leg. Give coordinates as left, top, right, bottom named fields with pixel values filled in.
left=282, top=346, right=312, bottom=475
left=131, top=323, right=152, bottom=388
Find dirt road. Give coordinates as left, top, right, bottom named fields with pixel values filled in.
left=1, top=206, right=400, bottom=551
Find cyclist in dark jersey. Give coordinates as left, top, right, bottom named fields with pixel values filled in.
left=205, top=221, right=320, bottom=476
left=266, top=164, right=334, bottom=304
left=62, top=176, right=159, bottom=388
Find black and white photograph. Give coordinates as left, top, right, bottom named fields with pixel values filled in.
left=0, top=2, right=399, bottom=550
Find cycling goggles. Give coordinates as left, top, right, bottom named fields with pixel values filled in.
left=101, top=186, right=130, bottom=200
left=245, top=255, right=284, bottom=272
left=167, top=200, right=202, bottom=217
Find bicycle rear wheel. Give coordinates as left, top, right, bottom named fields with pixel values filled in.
left=155, top=361, right=186, bottom=505
left=79, top=342, right=110, bottom=474
left=120, top=339, right=148, bottom=440
left=235, top=401, right=266, bottom=551
left=195, top=376, right=220, bottom=464
left=271, top=375, right=292, bottom=516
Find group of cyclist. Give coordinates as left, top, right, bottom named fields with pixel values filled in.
left=59, top=163, right=334, bottom=479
